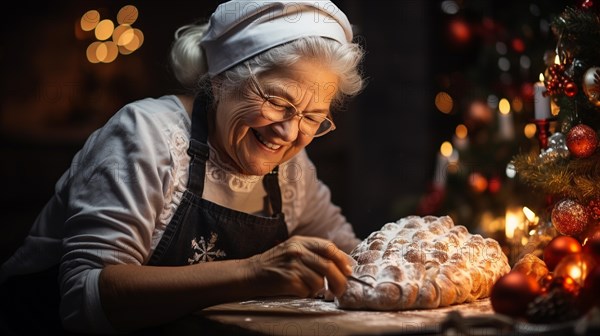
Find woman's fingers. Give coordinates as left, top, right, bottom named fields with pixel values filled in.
left=253, top=236, right=353, bottom=298
left=296, top=248, right=347, bottom=297
left=283, top=236, right=352, bottom=297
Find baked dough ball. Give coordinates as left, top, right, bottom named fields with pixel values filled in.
left=336, top=215, right=510, bottom=310
left=512, top=253, right=549, bottom=282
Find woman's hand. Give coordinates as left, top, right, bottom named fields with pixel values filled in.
left=247, top=236, right=354, bottom=298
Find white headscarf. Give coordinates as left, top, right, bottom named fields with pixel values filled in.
left=200, top=0, right=353, bottom=77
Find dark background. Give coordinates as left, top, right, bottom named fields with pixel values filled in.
left=0, top=0, right=566, bottom=263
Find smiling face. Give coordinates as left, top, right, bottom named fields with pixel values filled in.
left=210, top=59, right=339, bottom=176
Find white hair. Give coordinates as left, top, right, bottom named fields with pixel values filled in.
left=169, top=22, right=365, bottom=107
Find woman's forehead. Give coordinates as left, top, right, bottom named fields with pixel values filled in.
left=259, top=63, right=339, bottom=94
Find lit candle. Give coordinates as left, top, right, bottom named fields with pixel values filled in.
left=498, top=98, right=514, bottom=140
left=433, top=142, right=452, bottom=187
left=534, top=75, right=551, bottom=120
left=505, top=208, right=520, bottom=240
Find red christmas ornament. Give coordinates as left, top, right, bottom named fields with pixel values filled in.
left=566, top=124, right=599, bottom=158
left=564, top=82, right=578, bottom=97
left=487, top=176, right=501, bottom=193
left=551, top=199, right=592, bottom=236
left=542, top=275, right=580, bottom=295
left=587, top=199, right=600, bottom=221
left=491, top=272, right=540, bottom=318
left=543, top=235, right=583, bottom=271
left=554, top=252, right=597, bottom=287
left=582, top=0, right=594, bottom=9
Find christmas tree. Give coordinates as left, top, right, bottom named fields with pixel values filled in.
left=512, top=4, right=600, bottom=247
left=489, top=3, right=600, bottom=325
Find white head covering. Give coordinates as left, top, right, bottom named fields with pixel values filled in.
left=200, top=0, right=353, bottom=77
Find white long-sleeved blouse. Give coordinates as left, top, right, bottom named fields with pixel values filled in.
left=0, top=95, right=359, bottom=333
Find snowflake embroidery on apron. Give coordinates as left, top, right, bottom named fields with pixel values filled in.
left=187, top=232, right=227, bottom=264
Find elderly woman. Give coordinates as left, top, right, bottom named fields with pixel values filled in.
left=0, top=0, right=365, bottom=334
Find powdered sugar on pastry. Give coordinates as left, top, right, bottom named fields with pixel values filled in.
left=336, top=215, right=510, bottom=310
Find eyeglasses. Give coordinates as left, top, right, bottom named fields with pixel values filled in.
left=245, top=63, right=336, bottom=137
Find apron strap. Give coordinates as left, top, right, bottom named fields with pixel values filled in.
left=186, top=92, right=211, bottom=194
left=263, top=166, right=283, bottom=215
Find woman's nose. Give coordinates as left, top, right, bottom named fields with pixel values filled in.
left=271, top=117, right=300, bottom=142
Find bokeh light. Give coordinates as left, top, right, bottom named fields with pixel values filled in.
left=80, top=5, right=143, bottom=63
left=435, top=91, right=454, bottom=114
left=81, top=10, right=100, bottom=31
left=455, top=124, right=468, bottom=138
left=95, top=19, right=115, bottom=41
left=498, top=98, right=510, bottom=114
left=524, top=123, right=537, bottom=138
left=440, top=141, right=453, bottom=157
left=117, top=5, right=139, bottom=25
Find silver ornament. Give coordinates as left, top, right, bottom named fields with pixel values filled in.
left=506, top=161, right=516, bottom=178
left=539, top=132, right=570, bottom=163
left=582, top=67, right=600, bottom=107
left=548, top=132, right=566, bottom=147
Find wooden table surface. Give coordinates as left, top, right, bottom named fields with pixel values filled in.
left=191, top=297, right=500, bottom=335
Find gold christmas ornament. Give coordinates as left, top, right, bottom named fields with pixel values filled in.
left=582, top=67, right=600, bottom=106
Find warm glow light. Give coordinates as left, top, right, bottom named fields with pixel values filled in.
left=498, top=98, right=510, bottom=114
left=440, top=141, right=453, bottom=157
left=512, top=97, right=523, bottom=112
left=102, top=41, right=119, bottom=63
left=523, top=207, right=536, bottom=222
left=96, top=42, right=108, bottom=62
left=81, top=10, right=100, bottom=31
left=86, top=41, right=102, bottom=63
left=113, top=25, right=134, bottom=46
left=82, top=5, right=142, bottom=63
left=539, top=73, right=545, bottom=82
left=568, top=265, right=583, bottom=281
left=470, top=173, right=487, bottom=193
left=117, top=5, right=139, bottom=25
left=120, top=28, right=144, bottom=54
left=524, top=123, right=537, bottom=138
left=554, top=54, right=560, bottom=65
left=505, top=208, right=521, bottom=239
left=95, top=19, right=115, bottom=41
left=131, top=28, right=144, bottom=48
left=455, top=124, right=468, bottom=139
left=435, top=92, right=453, bottom=114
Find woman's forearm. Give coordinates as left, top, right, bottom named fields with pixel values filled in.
left=98, top=259, right=261, bottom=332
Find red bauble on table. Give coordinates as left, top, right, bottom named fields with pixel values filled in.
left=566, top=124, right=598, bottom=158
left=551, top=198, right=591, bottom=237
left=491, top=272, right=541, bottom=318
left=554, top=252, right=597, bottom=287
left=543, top=235, right=582, bottom=271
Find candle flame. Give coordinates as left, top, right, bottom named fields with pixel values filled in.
left=440, top=141, right=453, bottom=157
left=505, top=209, right=520, bottom=239
left=523, top=207, right=536, bottom=222
left=499, top=98, right=510, bottom=114
left=539, top=73, right=545, bottom=82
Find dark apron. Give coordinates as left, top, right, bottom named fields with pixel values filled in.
left=147, top=93, right=289, bottom=265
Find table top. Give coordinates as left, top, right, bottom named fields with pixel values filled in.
left=194, top=297, right=500, bottom=335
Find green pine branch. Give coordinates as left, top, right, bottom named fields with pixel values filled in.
left=512, top=151, right=600, bottom=202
